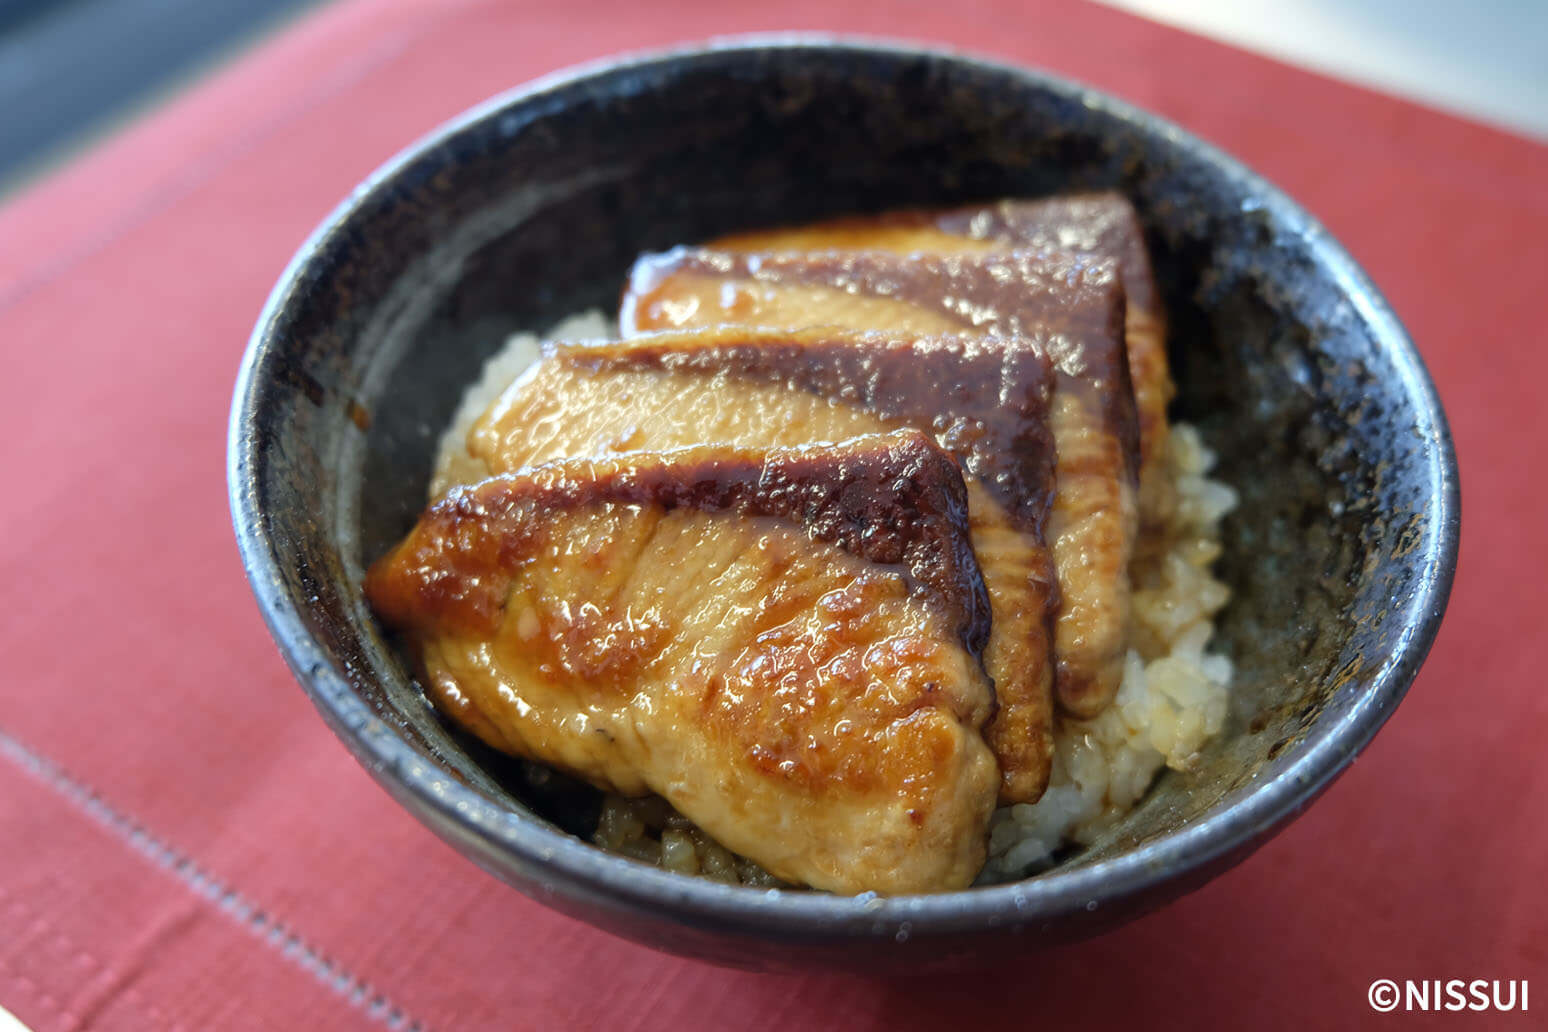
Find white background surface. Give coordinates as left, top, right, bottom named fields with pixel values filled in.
left=1097, top=0, right=1548, bottom=140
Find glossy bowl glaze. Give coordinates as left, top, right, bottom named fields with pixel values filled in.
left=228, top=39, right=1458, bottom=972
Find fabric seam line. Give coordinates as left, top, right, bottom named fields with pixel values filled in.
left=0, top=724, right=427, bottom=1032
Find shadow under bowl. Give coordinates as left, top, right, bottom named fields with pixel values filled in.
left=228, top=38, right=1458, bottom=972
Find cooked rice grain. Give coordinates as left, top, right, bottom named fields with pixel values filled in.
left=979, top=423, right=1235, bottom=881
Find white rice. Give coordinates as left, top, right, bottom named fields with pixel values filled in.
left=978, top=422, right=1235, bottom=880
left=432, top=316, right=1237, bottom=886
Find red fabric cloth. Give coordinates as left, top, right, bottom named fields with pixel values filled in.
left=0, top=0, right=1542, bottom=1028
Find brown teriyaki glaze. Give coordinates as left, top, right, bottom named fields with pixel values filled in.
left=931, top=193, right=1159, bottom=315
left=707, top=194, right=1174, bottom=519
left=555, top=327, right=1057, bottom=534
left=471, top=327, right=1061, bottom=802
left=622, top=247, right=1142, bottom=716
left=622, top=247, right=1139, bottom=478
left=364, top=431, right=1003, bottom=894
left=368, top=430, right=991, bottom=660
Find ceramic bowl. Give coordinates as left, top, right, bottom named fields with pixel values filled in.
left=228, top=39, right=1458, bottom=971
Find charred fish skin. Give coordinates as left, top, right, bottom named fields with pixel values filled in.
left=365, top=433, right=1000, bottom=894
left=708, top=191, right=1172, bottom=489
left=373, top=431, right=993, bottom=670
left=931, top=194, right=1160, bottom=315
left=554, top=327, right=1057, bottom=540
left=928, top=194, right=1174, bottom=523
left=513, top=325, right=1060, bottom=802
left=622, top=247, right=1136, bottom=478
left=711, top=192, right=1160, bottom=310
left=620, top=247, right=1138, bottom=719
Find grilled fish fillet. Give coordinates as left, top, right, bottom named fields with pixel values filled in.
left=709, top=193, right=1174, bottom=523
left=621, top=249, right=1138, bottom=718
left=465, top=326, right=1058, bottom=802
left=366, top=433, right=999, bottom=894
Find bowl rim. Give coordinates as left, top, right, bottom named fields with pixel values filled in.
left=228, top=34, right=1460, bottom=937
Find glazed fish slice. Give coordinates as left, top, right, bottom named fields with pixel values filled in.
left=621, top=248, right=1138, bottom=718
left=465, top=325, right=1059, bottom=803
left=709, top=193, right=1174, bottom=523
left=366, top=432, right=999, bottom=894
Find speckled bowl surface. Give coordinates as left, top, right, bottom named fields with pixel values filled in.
left=228, top=38, right=1458, bottom=972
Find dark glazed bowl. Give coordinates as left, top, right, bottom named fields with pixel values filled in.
left=228, top=38, right=1458, bottom=972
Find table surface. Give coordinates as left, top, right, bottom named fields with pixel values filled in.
left=1096, top=0, right=1548, bottom=140
left=0, top=1, right=1543, bottom=1029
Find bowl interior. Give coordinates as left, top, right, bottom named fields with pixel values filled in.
left=232, top=41, right=1455, bottom=946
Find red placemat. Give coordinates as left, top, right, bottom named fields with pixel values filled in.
left=0, top=0, right=1542, bottom=1028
